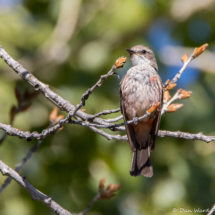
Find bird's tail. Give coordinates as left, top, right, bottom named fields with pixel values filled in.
left=130, top=143, right=153, bottom=177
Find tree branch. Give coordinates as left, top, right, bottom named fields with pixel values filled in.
left=0, top=140, right=42, bottom=195
left=0, top=160, right=73, bottom=215
left=207, top=204, right=215, bottom=215
left=164, top=56, right=192, bottom=88
left=163, top=43, right=208, bottom=88
left=0, top=42, right=212, bottom=215
left=88, top=108, right=120, bottom=120
left=0, top=46, right=124, bottom=130
left=78, top=194, right=100, bottom=215
left=158, top=130, right=215, bottom=143
left=0, top=121, right=54, bottom=194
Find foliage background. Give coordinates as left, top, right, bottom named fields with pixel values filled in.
left=1, top=0, right=215, bottom=214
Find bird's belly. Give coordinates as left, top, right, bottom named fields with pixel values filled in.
left=132, top=84, right=152, bottom=117
left=124, top=77, right=160, bottom=120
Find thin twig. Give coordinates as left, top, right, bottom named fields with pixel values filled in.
left=161, top=89, right=181, bottom=115
left=73, top=67, right=120, bottom=116
left=0, top=112, right=149, bottom=141
left=207, top=204, right=215, bottom=215
left=0, top=141, right=42, bottom=194
left=158, top=130, right=215, bottom=143
left=88, top=126, right=128, bottom=141
left=104, top=115, right=123, bottom=123
left=0, top=160, right=73, bottom=215
left=78, top=193, right=100, bottom=215
left=89, top=108, right=120, bottom=120
left=0, top=46, right=123, bottom=131
left=71, top=112, right=150, bottom=129
left=164, top=57, right=192, bottom=88
left=0, top=122, right=53, bottom=194
left=1, top=117, right=215, bottom=143
left=164, top=44, right=208, bottom=88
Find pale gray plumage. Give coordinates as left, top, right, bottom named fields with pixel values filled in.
left=120, top=45, right=163, bottom=177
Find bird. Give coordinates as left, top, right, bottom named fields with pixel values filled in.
left=120, top=45, right=163, bottom=177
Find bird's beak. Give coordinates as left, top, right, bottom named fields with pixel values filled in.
left=126, top=49, right=135, bottom=54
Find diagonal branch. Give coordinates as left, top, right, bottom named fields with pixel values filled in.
left=0, top=160, right=73, bottom=215
left=164, top=43, right=208, bottom=88
left=104, top=115, right=123, bottom=123
left=0, top=45, right=213, bottom=146
left=0, top=140, right=42, bottom=195
left=158, top=130, right=215, bottom=143
left=207, top=204, right=215, bottom=215
left=0, top=121, right=54, bottom=194
left=72, top=57, right=126, bottom=115
left=78, top=194, right=100, bottom=215
left=0, top=46, right=123, bottom=129
left=163, top=56, right=192, bottom=88
left=89, top=108, right=121, bottom=120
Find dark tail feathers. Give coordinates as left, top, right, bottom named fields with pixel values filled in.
left=130, top=145, right=153, bottom=177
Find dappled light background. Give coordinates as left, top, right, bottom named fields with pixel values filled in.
left=1, top=0, right=215, bottom=214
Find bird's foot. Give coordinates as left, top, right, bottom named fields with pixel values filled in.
left=133, top=117, right=139, bottom=125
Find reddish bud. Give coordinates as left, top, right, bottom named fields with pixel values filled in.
left=163, top=91, right=171, bottom=102
left=147, top=102, right=160, bottom=114
left=181, top=54, right=189, bottom=63
left=166, top=104, right=183, bottom=113
left=99, top=177, right=105, bottom=191
left=107, top=184, right=121, bottom=192
left=114, top=57, right=127, bottom=69
left=192, top=43, right=208, bottom=58
left=164, top=79, right=170, bottom=85
left=178, top=89, right=192, bottom=99
left=166, top=83, right=177, bottom=90
left=81, top=109, right=86, bottom=112
left=55, top=115, right=64, bottom=122
left=98, top=178, right=120, bottom=200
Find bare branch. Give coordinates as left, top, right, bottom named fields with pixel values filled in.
left=1, top=116, right=215, bottom=144
left=163, top=44, right=208, bottom=88
left=78, top=194, right=100, bottom=215
left=162, top=89, right=181, bottom=115
left=207, top=204, right=215, bottom=215
left=79, top=177, right=120, bottom=215
left=73, top=57, right=126, bottom=115
left=0, top=111, right=150, bottom=141
left=71, top=111, right=151, bottom=129
left=104, top=115, right=123, bottom=123
left=88, top=128, right=215, bottom=143
left=0, top=45, right=213, bottom=145
left=158, top=130, right=215, bottom=143
left=88, top=126, right=127, bottom=141
left=89, top=108, right=120, bottom=120
left=164, top=56, right=192, bottom=88
left=0, top=140, right=42, bottom=194
left=0, top=160, right=73, bottom=215
left=0, top=121, right=54, bottom=194
left=0, top=46, right=124, bottom=130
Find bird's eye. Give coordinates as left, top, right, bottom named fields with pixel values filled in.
left=142, top=50, right=146, bottom=54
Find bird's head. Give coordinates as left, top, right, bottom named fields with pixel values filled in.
left=126, top=45, right=158, bottom=70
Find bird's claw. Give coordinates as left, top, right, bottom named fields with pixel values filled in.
left=133, top=117, right=139, bottom=125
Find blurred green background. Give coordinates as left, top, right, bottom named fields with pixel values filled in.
left=1, top=0, right=215, bottom=214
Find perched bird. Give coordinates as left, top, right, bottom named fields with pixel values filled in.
left=120, top=45, right=163, bottom=177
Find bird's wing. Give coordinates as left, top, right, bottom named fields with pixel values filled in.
left=120, top=88, right=138, bottom=152
left=150, top=79, right=163, bottom=151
